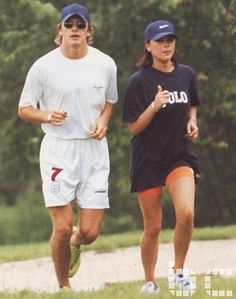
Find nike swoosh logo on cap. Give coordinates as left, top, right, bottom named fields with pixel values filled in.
left=159, top=25, right=169, bottom=29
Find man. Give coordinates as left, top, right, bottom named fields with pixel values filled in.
left=18, top=3, right=117, bottom=290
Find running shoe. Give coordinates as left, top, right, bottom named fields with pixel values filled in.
left=175, top=272, right=193, bottom=290
left=140, top=281, right=160, bottom=294
left=68, top=226, right=81, bottom=277
left=68, top=244, right=81, bottom=277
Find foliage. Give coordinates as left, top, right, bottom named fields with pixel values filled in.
left=1, top=224, right=236, bottom=259
left=0, top=0, right=236, bottom=234
left=0, top=189, right=51, bottom=245
left=0, top=0, right=58, bottom=205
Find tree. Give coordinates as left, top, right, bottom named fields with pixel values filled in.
left=0, top=0, right=58, bottom=205
left=0, top=0, right=235, bottom=229
left=89, top=0, right=236, bottom=226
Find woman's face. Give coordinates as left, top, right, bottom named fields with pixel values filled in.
left=146, top=35, right=176, bottom=64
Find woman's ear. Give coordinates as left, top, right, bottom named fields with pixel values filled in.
left=145, top=42, right=151, bottom=52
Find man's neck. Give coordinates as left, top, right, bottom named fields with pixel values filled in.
left=60, top=44, right=88, bottom=59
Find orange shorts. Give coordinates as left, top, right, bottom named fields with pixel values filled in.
left=137, top=166, right=194, bottom=198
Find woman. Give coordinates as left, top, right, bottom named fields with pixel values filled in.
left=123, top=20, right=200, bottom=293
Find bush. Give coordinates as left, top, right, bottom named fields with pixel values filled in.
left=102, top=213, right=140, bottom=234
left=0, top=191, right=51, bottom=245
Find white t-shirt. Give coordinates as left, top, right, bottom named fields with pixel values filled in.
left=19, top=46, right=118, bottom=139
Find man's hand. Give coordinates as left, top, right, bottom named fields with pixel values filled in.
left=49, top=110, right=68, bottom=126
left=90, top=119, right=108, bottom=140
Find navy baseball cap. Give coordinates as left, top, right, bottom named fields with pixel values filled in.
left=144, top=20, right=177, bottom=41
left=60, top=3, right=90, bottom=23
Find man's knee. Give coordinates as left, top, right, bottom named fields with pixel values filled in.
left=80, top=229, right=100, bottom=245
left=53, top=223, right=72, bottom=241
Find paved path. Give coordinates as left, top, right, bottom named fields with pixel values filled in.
left=0, top=239, right=235, bottom=293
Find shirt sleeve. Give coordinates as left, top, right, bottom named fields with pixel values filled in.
left=123, top=75, right=145, bottom=122
left=189, top=70, right=200, bottom=106
left=18, top=62, right=43, bottom=108
left=105, top=59, right=118, bottom=104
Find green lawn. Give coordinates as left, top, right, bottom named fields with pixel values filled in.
left=0, top=276, right=235, bottom=298
left=1, top=225, right=236, bottom=263
left=0, top=225, right=235, bottom=298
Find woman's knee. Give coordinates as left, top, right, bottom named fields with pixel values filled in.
left=144, top=225, right=162, bottom=238
left=176, top=210, right=194, bottom=225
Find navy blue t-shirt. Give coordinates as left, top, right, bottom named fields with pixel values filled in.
left=123, top=64, right=200, bottom=192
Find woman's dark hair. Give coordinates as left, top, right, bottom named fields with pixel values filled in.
left=136, top=42, right=178, bottom=68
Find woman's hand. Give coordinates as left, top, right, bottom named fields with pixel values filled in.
left=184, top=117, right=199, bottom=140
left=152, top=85, right=170, bottom=112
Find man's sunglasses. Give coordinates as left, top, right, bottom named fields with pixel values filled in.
left=63, top=21, right=87, bottom=30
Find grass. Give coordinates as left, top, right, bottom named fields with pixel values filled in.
left=0, top=225, right=235, bottom=298
left=0, top=276, right=235, bottom=298
left=1, top=224, right=236, bottom=263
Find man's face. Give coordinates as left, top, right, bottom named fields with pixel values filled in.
left=60, top=16, right=90, bottom=49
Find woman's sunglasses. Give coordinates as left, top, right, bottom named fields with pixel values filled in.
left=63, top=21, right=87, bottom=30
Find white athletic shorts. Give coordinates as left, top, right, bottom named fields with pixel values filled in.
left=39, top=135, right=110, bottom=208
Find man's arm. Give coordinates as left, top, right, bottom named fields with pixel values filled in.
left=18, top=106, right=68, bottom=126
left=90, top=102, right=116, bottom=140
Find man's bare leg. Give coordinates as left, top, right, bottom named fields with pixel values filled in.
left=70, top=208, right=104, bottom=246
left=49, top=204, right=73, bottom=288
